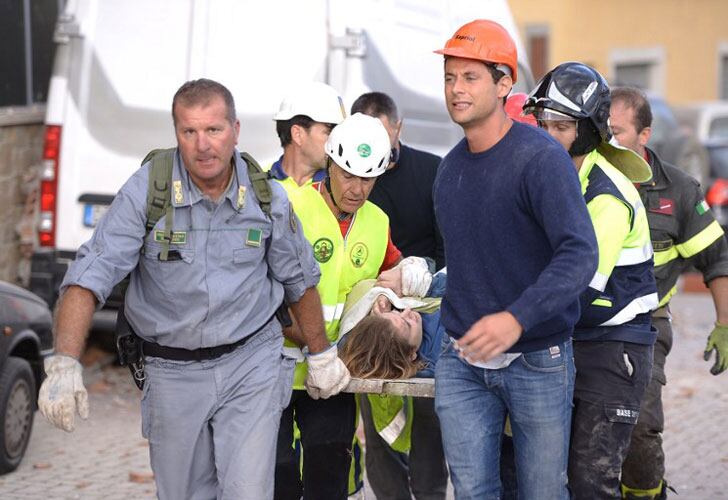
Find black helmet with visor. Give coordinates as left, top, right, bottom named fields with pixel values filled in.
left=523, top=62, right=652, bottom=183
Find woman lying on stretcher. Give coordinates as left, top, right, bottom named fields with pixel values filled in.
left=338, top=257, right=447, bottom=379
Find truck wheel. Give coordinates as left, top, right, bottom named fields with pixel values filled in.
left=0, top=357, right=36, bottom=474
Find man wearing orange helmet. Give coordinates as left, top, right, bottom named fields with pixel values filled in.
left=432, top=20, right=598, bottom=499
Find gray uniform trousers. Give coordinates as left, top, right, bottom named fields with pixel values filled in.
left=141, top=321, right=295, bottom=500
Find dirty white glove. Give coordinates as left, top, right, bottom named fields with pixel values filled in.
left=400, top=257, right=432, bottom=298
left=305, top=345, right=351, bottom=400
left=38, top=354, right=89, bottom=432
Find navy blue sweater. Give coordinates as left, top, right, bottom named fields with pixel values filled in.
left=434, top=122, right=598, bottom=353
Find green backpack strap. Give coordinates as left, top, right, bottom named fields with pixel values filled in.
left=139, top=150, right=270, bottom=261
left=143, top=148, right=175, bottom=261
left=240, top=151, right=272, bottom=219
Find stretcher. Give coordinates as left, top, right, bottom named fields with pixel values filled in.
left=344, top=377, right=434, bottom=398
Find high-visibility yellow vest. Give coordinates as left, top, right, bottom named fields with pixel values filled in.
left=275, top=180, right=390, bottom=389
left=578, top=149, right=658, bottom=331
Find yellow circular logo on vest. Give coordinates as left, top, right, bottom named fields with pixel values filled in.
left=350, top=242, right=369, bottom=268
left=313, top=238, right=334, bottom=263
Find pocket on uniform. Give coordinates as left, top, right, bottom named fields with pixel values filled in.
left=603, top=402, right=640, bottom=425
left=519, top=344, right=567, bottom=373
left=143, top=241, right=195, bottom=263
left=142, top=243, right=195, bottom=285
left=233, top=246, right=264, bottom=264
left=274, top=355, right=297, bottom=412
left=623, top=352, right=634, bottom=377
left=622, top=343, right=653, bottom=390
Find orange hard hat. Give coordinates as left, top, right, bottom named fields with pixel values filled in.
left=434, top=19, right=518, bottom=83
left=505, top=92, right=536, bottom=126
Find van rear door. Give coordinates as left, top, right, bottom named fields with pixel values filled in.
left=326, top=0, right=533, bottom=156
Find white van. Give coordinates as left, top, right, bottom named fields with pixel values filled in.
left=30, top=0, right=533, bottom=313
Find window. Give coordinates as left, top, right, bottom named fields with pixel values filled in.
left=614, top=63, right=652, bottom=90
left=609, top=47, right=665, bottom=95
left=525, top=24, right=549, bottom=82
left=709, top=116, right=728, bottom=140
left=0, top=0, right=62, bottom=107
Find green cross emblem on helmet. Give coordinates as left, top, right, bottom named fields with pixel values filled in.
left=357, top=143, right=372, bottom=158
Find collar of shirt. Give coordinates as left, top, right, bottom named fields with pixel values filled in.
left=577, top=149, right=602, bottom=185
left=171, top=148, right=247, bottom=209
left=270, top=155, right=328, bottom=183
left=642, top=147, right=672, bottom=191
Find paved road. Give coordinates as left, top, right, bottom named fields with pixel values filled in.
left=661, top=293, right=728, bottom=498
left=0, top=292, right=725, bottom=499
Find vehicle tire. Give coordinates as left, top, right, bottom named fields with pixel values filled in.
left=0, top=357, right=36, bottom=474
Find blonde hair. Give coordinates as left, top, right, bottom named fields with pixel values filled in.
left=339, top=315, right=424, bottom=379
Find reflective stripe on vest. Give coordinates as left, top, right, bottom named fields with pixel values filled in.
left=379, top=406, right=407, bottom=446
left=579, top=151, right=657, bottom=330
left=600, top=292, right=659, bottom=326
left=323, top=302, right=346, bottom=323
left=368, top=394, right=413, bottom=453
left=616, top=242, right=653, bottom=267
left=589, top=271, right=609, bottom=293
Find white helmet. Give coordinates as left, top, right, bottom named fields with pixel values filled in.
left=274, top=82, right=346, bottom=125
left=325, top=113, right=391, bottom=178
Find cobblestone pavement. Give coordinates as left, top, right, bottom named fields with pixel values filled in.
left=0, top=291, right=725, bottom=499
left=662, top=293, right=728, bottom=499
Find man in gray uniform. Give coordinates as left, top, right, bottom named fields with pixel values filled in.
left=37, top=79, right=350, bottom=499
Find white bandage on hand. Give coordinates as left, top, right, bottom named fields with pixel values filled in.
left=399, top=257, right=433, bottom=298
left=38, top=354, right=89, bottom=432
left=305, top=345, right=351, bottom=399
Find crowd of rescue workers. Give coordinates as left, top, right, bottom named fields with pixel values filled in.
left=36, top=19, right=728, bottom=500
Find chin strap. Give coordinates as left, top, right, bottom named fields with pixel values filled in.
left=324, top=161, right=351, bottom=221
left=569, top=119, right=601, bottom=157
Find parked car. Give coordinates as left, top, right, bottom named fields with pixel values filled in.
left=675, top=102, right=728, bottom=230
left=702, top=138, right=728, bottom=230
left=675, top=101, right=728, bottom=142
left=647, top=95, right=711, bottom=189
left=0, top=281, right=53, bottom=474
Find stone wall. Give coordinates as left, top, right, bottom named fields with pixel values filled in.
left=0, top=107, right=45, bottom=285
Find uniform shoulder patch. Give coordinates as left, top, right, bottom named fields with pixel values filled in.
left=695, top=199, right=710, bottom=215
left=289, top=204, right=297, bottom=233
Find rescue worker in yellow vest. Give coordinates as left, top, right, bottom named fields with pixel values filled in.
left=610, top=87, right=728, bottom=500
left=523, top=62, right=658, bottom=499
left=270, top=81, right=346, bottom=189
left=274, top=112, right=403, bottom=500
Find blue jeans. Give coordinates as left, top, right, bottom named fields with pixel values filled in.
left=435, top=338, right=575, bottom=500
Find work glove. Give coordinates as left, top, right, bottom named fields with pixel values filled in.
left=400, top=257, right=433, bottom=298
left=704, top=322, right=728, bottom=375
left=38, top=354, right=89, bottom=432
left=305, top=345, right=351, bottom=399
